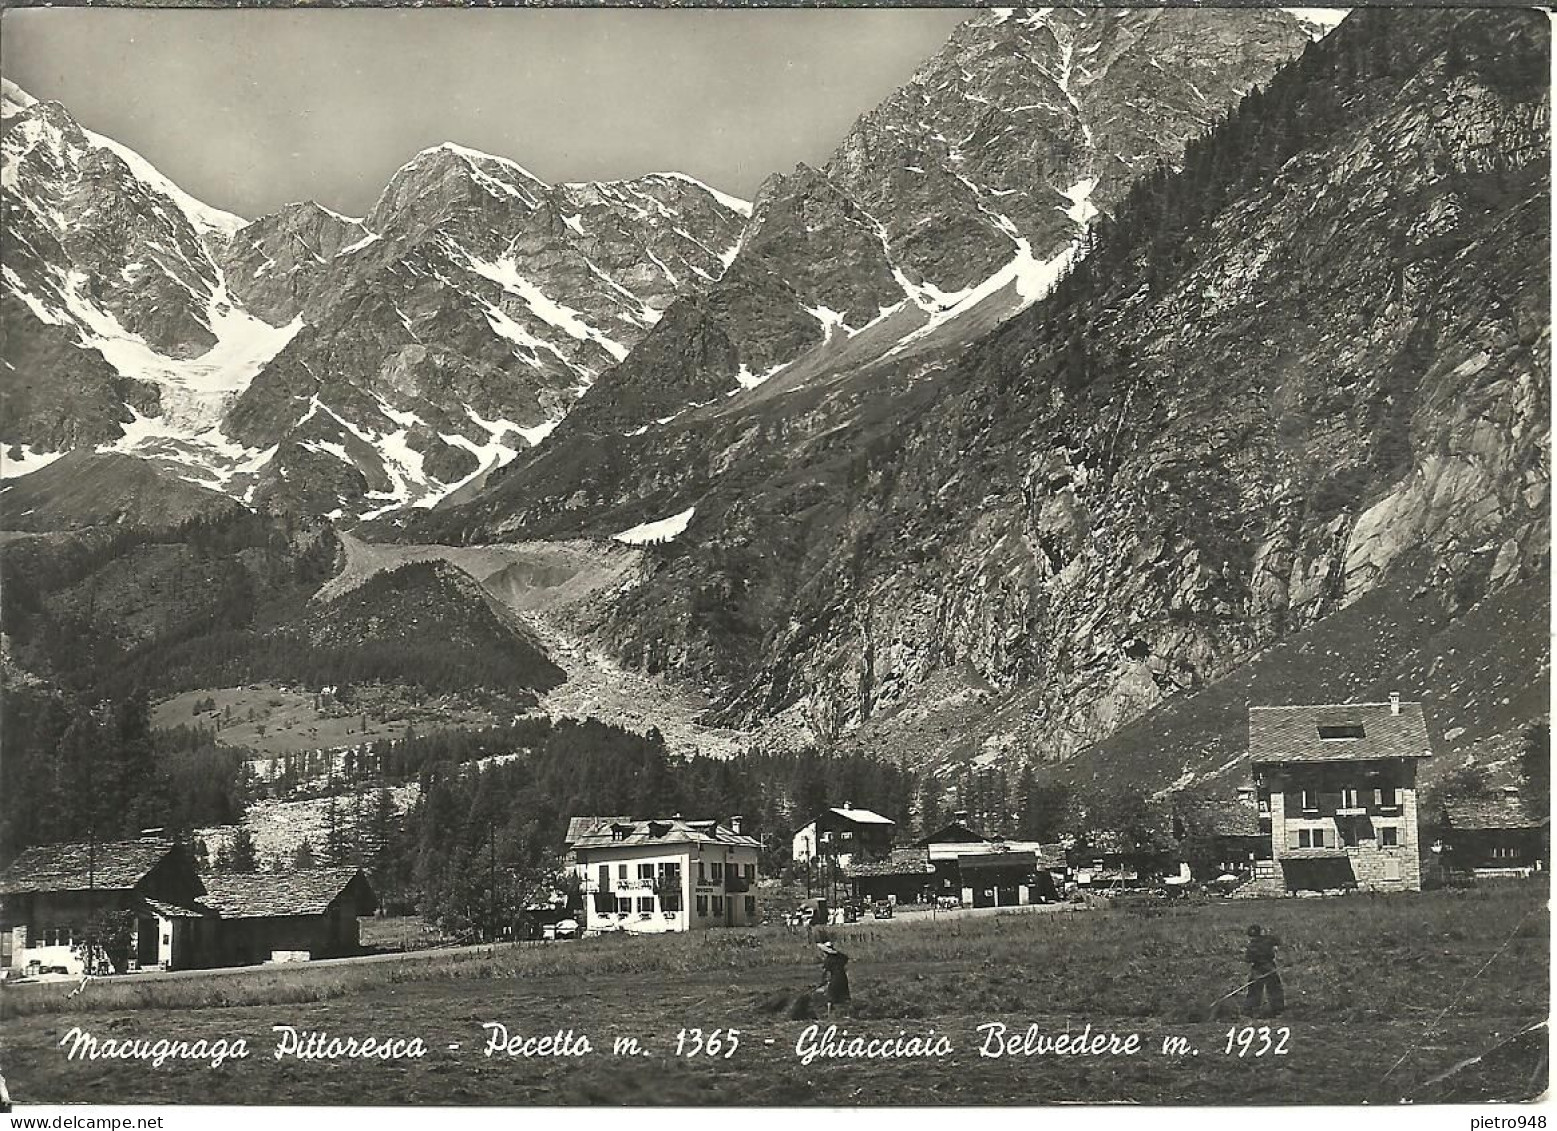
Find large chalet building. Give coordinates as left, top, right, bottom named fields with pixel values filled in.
left=790, top=804, right=896, bottom=870
left=567, top=816, right=761, bottom=934
left=1249, top=694, right=1431, bottom=894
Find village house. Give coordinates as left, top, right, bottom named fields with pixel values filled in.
left=0, top=832, right=377, bottom=975
left=1249, top=694, right=1432, bottom=894
left=0, top=834, right=206, bottom=976
left=911, top=813, right=1063, bottom=907
left=1172, top=787, right=1270, bottom=879
left=569, top=816, right=761, bottom=934
left=1440, top=788, right=1549, bottom=878
left=790, top=804, right=896, bottom=870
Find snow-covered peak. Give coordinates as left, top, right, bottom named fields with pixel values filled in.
left=415, top=140, right=550, bottom=187
left=1, top=77, right=37, bottom=114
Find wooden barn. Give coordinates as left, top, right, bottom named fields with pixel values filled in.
left=1441, top=793, right=1549, bottom=878
left=200, top=867, right=377, bottom=964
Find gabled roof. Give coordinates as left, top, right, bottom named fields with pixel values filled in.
left=1177, top=796, right=1263, bottom=838
left=0, top=837, right=187, bottom=895
left=958, top=850, right=1038, bottom=872
left=917, top=820, right=990, bottom=847
left=807, top=806, right=895, bottom=828
left=199, top=867, right=376, bottom=919
left=846, top=848, right=934, bottom=878
left=564, top=816, right=632, bottom=845
left=1445, top=797, right=1550, bottom=831
left=571, top=817, right=759, bottom=851
left=1250, top=702, right=1433, bottom=765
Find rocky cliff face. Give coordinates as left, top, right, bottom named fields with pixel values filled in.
left=533, top=6, right=1316, bottom=436
left=423, top=9, right=1549, bottom=780
left=2, top=85, right=748, bottom=518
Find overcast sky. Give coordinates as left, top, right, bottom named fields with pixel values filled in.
left=0, top=8, right=970, bottom=221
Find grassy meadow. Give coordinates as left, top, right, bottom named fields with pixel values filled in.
left=0, top=883, right=1546, bottom=1105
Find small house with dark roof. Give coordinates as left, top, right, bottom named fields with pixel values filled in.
left=1249, top=693, right=1432, bottom=893
left=791, top=804, right=897, bottom=869
left=845, top=847, right=936, bottom=905
left=0, top=834, right=207, bottom=976
left=1172, top=789, right=1270, bottom=878
left=571, top=817, right=760, bottom=934
left=1441, top=790, right=1549, bottom=878
left=200, top=867, right=377, bottom=965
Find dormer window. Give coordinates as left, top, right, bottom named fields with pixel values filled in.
left=1318, top=724, right=1366, bottom=740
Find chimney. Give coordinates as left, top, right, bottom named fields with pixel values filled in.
left=1389, top=691, right=1401, bottom=716
left=729, top=815, right=743, bottom=835
left=841, top=801, right=852, bottom=811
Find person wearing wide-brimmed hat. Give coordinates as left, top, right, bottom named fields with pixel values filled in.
left=815, top=939, right=851, bottom=1015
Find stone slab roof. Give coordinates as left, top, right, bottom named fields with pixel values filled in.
left=846, top=848, right=934, bottom=878
left=0, top=837, right=181, bottom=895
left=1250, top=702, right=1433, bottom=765
left=1445, top=797, right=1549, bottom=830
left=199, top=867, right=374, bottom=919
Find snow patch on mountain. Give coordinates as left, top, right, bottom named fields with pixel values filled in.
left=465, top=252, right=630, bottom=363
left=0, top=445, right=66, bottom=480
left=613, top=506, right=696, bottom=545
left=61, top=272, right=303, bottom=431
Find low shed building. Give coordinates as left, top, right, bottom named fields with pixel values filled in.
left=1441, top=795, right=1549, bottom=878
left=200, top=867, right=377, bottom=964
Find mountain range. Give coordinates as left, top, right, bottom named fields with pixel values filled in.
left=2, top=76, right=747, bottom=518
left=1, top=7, right=1549, bottom=798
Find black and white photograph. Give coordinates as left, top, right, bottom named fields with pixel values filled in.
left=0, top=0, right=1548, bottom=1112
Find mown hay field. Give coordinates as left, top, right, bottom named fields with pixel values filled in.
left=1, top=883, right=1546, bottom=1105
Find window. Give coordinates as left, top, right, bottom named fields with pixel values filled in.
left=1340, top=788, right=1361, bottom=809
left=618, top=863, right=628, bottom=882
left=697, top=861, right=706, bottom=883
left=1377, top=787, right=1398, bottom=809
left=696, top=895, right=708, bottom=918
left=638, top=863, right=654, bottom=882
left=712, top=896, right=725, bottom=918
left=710, top=862, right=724, bottom=883
left=1298, top=828, right=1327, bottom=849
left=662, top=890, right=682, bottom=913
left=1317, top=724, right=1366, bottom=740
left=1300, top=789, right=1318, bottom=812
left=598, top=865, right=610, bottom=893
left=1313, top=828, right=1326, bottom=848
left=616, top=896, right=633, bottom=915
left=1379, top=826, right=1399, bottom=847
left=744, top=896, right=757, bottom=919
left=744, top=863, right=755, bottom=883
left=637, top=896, right=654, bottom=915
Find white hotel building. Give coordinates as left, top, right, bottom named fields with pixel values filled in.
left=567, top=817, right=762, bottom=934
